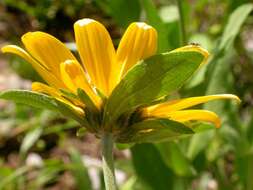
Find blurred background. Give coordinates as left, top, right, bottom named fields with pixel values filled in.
left=0, top=0, right=253, bottom=189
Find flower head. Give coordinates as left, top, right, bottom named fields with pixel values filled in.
left=1, top=18, right=240, bottom=143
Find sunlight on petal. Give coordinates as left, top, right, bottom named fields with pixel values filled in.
left=32, top=82, right=62, bottom=97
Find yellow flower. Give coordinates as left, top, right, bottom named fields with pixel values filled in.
left=1, top=18, right=239, bottom=133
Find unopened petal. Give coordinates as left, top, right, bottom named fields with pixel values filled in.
left=60, top=60, right=101, bottom=107
left=166, top=110, right=221, bottom=128
left=22, top=31, right=77, bottom=79
left=146, top=94, right=240, bottom=115
left=1, top=45, right=65, bottom=89
left=32, top=82, right=84, bottom=115
left=32, top=82, right=62, bottom=98
left=117, top=22, right=157, bottom=78
left=74, top=18, right=116, bottom=96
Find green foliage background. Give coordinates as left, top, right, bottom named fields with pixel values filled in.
left=0, top=0, right=253, bottom=189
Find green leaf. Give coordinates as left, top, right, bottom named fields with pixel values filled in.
left=55, top=100, right=90, bottom=129
left=20, top=126, right=43, bottom=157
left=95, top=0, right=140, bottom=29
left=206, top=3, right=253, bottom=87
left=218, top=3, right=253, bottom=52
left=105, top=51, right=204, bottom=125
left=131, top=143, right=174, bottom=190
left=107, top=0, right=141, bottom=28
left=140, top=0, right=170, bottom=52
left=76, top=127, right=87, bottom=137
left=69, top=149, right=92, bottom=190
left=0, top=166, right=29, bottom=189
left=0, top=90, right=58, bottom=111
left=187, top=130, right=214, bottom=160
left=156, top=142, right=196, bottom=177
left=236, top=152, right=253, bottom=190
left=118, top=119, right=194, bottom=143
left=186, top=4, right=253, bottom=160
left=35, top=159, right=65, bottom=187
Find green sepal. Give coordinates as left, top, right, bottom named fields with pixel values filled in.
left=60, top=88, right=79, bottom=99
left=77, top=88, right=101, bottom=131
left=117, top=118, right=194, bottom=143
left=104, top=51, right=205, bottom=125
left=54, top=99, right=91, bottom=131
left=77, top=88, right=98, bottom=112
left=95, top=87, right=107, bottom=102
left=69, top=148, right=92, bottom=190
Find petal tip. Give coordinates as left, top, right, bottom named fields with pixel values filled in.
left=220, top=94, right=241, bottom=104
left=135, top=22, right=153, bottom=30
left=1, top=45, right=18, bottom=54
left=195, top=46, right=209, bottom=59
left=21, top=31, right=50, bottom=44
left=1, top=45, right=9, bottom=53
left=233, top=95, right=241, bottom=104
left=21, top=32, right=33, bottom=41
left=0, top=45, right=26, bottom=57
left=74, top=18, right=96, bottom=27
left=172, top=45, right=210, bottom=62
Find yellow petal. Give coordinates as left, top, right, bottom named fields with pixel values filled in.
left=117, top=22, right=157, bottom=78
left=32, top=82, right=62, bottom=98
left=165, top=110, right=221, bottom=128
left=172, top=45, right=209, bottom=65
left=60, top=60, right=101, bottom=107
left=32, top=82, right=84, bottom=115
left=22, top=31, right=77, bottom=79
left=146, top=94, right=240, bottom=115
left=1, top=45, right=65, bottom=89
left=74, top=18, right=116, bottom=96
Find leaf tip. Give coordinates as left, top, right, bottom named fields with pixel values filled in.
left=172, top=45, right=210, bottom=64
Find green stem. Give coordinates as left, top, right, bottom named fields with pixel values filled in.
left=176, top=0, right=187, bottom=45
left=101, top=133, right=117, bottom=190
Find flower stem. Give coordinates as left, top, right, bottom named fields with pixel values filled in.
left=176, top=0, right=187, bottom=45
left=101, top=132, right=117, bottom=190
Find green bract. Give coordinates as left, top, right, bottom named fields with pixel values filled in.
left=104, top=51, right=204, bottom=127
left=0, top=49, right=206, bottom=143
